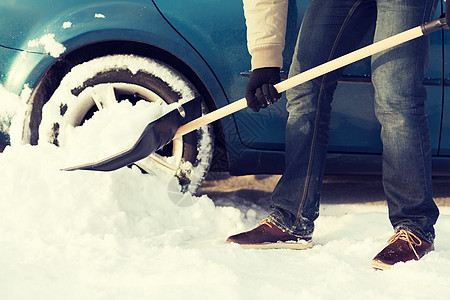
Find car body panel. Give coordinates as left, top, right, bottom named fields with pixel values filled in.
left=1, top=1, right=220, bottom=94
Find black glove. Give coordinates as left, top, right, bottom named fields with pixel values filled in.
left=245, top=67, right=281, bottom=112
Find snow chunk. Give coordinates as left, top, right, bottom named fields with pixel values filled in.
left=27, top=33, right=66, bottom=57
left=62, top=21, right=72, bottom=29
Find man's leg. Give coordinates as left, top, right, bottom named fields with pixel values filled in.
left=371, top=0, right=439, bottom=269
left=269, top=0, right=377, bottom=237
left=227, top=0, right=377, bottom=247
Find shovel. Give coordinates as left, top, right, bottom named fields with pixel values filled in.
left=63, top=6, right=449, bottom=172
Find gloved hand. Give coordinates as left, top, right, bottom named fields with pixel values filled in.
left=245, top=67, right=281, bottom=112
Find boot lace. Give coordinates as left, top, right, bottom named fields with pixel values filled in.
left=258, top=218, right=273, bottom=228
left=387, top=230, right=422, bottom=259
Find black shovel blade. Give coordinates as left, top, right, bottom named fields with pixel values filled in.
left=62, top=107, right=182, bottom=172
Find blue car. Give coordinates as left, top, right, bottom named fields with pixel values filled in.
left=1, top=0, right=449, bottom=193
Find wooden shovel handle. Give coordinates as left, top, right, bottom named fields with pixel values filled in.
left=174, top=26, right=424, bottom=139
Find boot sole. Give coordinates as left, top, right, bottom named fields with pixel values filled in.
left=234, top=240, right=313, bottom=250
left=371, top=260, right=392, bottom=270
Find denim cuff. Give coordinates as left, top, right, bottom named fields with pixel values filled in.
left=394, top=225, right=435, bottom=244
left=267, top=212, right=314, bottom=238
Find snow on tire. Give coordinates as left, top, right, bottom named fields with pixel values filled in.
left=31, top=54, right=214, bottom=195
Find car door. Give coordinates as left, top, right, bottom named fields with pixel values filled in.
left=327, top=2, right=444, bottom=156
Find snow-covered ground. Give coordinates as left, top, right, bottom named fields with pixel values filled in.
left=1, top=82, right=450, bottom=299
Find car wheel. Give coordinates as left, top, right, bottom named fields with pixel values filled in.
left=29, top=54, right=214, bottom=194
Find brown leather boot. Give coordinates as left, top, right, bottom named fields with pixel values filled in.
left=226, top=219, right=313, bottom=249
left=371, top=229, right=434, bottom=270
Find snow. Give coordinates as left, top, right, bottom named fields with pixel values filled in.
left=0, top=86, right=19, bottom=138
left=62, top=22, right=72, bottom=29
left=2, top=79, right=450, bottom=299
left=57, top=99, right=178, bottom=167
left=27, top=34, right=66, bottom=58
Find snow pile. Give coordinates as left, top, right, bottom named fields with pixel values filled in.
left=1, top=82, right=450, bottom=299
left=0, top=143, right=246, bottom=299
left=0, top=84, right=30, bottom=146
left=0, top=85, right=19, bottom=140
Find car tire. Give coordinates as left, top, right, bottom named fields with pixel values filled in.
left=28, top=54, right=214, bottom=194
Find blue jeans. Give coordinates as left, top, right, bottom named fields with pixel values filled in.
left=268, top=0, right=440, bottom=243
